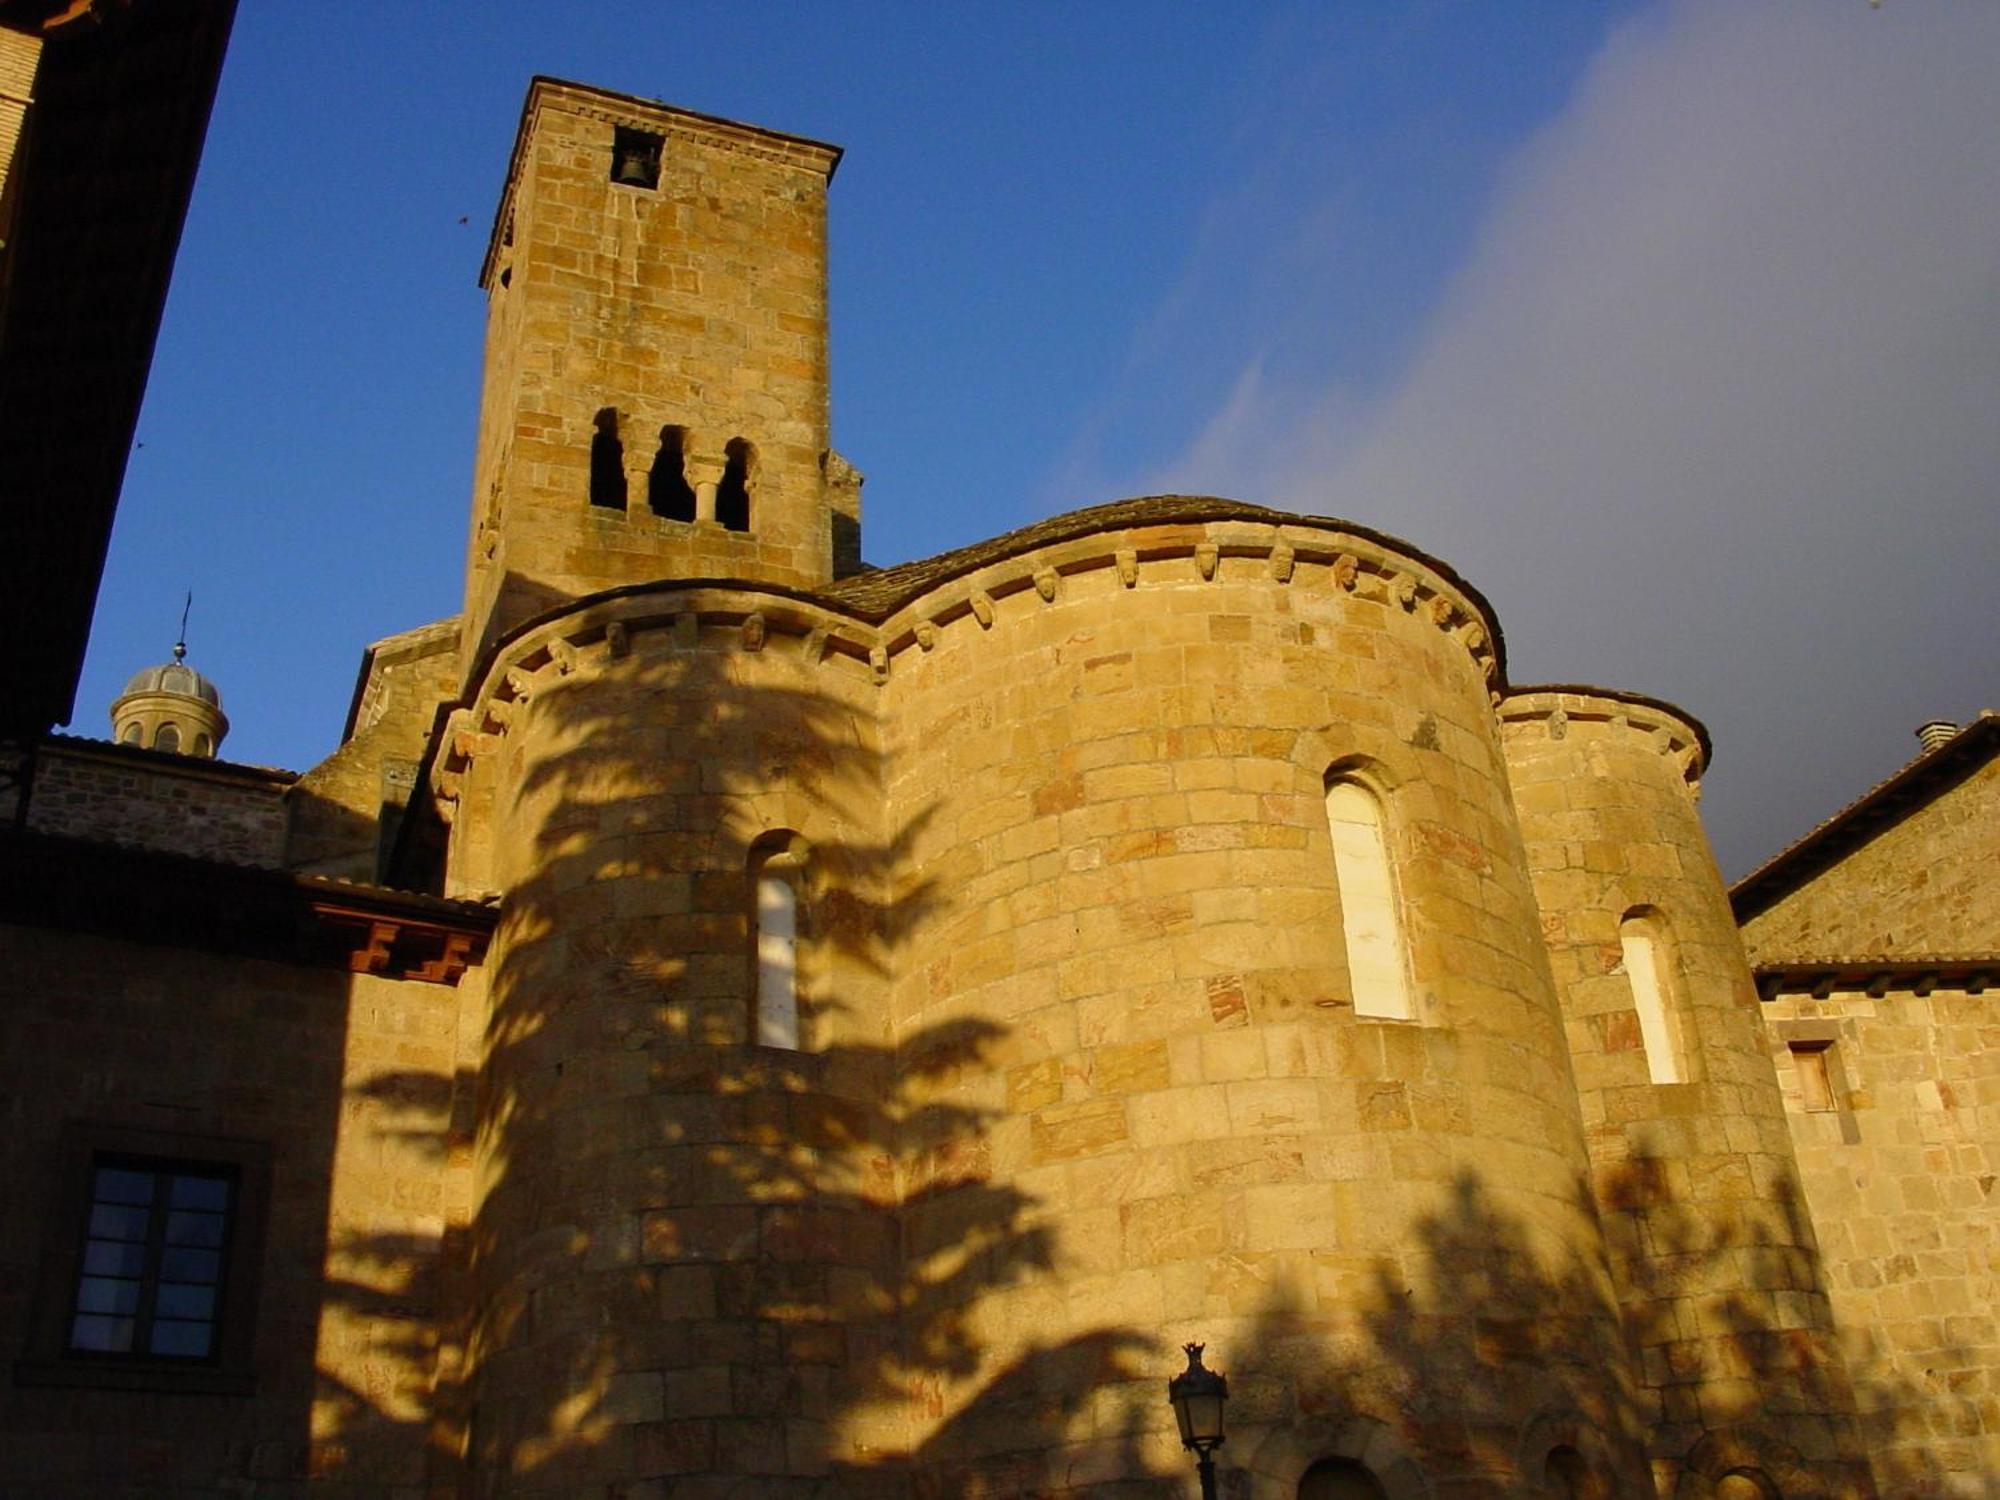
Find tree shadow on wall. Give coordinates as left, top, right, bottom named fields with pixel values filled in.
left=314, top=1049, right=1979, bottom=1494
left=309, top=621, right=1095, bottom=1495
left=301, top=618, right=1976, bottom=1496
left=1596, top=1136, right=1975, bottom=1500
left=1213, top=1158, right=1969, bottom=1498
left=1202, top=1170, right=1649, bottom=1497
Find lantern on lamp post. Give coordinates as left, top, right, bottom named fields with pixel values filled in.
left=1167, top=1342, right=1228, bottom=1499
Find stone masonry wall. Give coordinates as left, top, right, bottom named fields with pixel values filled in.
left=1763, top=982, right=2000, bottom=1497
left=1502, top=690, right=1877, bottom=1499
left=1742, top=752, right=1999, bottom=962
left=289, top=618, right=461, bottom=881
left=0, top=26, right=38, bottom=282
left=462, top=83, right=840, bottom=669
left=30, top=739, right=290, bottom=867
left=0, top=924, right=480, bottom=1495
left=433, top=512, right=1677, bottom=1496
left=876, top=521, right=1648, bottom=1496
left=449, top=594, right=896, bottom=1496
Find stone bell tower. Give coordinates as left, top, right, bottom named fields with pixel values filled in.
left=460, top=77, right=853, bottom=672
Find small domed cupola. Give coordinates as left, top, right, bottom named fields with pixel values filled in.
left=109, top=641, right=229, bottom=758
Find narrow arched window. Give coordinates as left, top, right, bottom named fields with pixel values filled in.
left=1325, top=775, right=1412, bottom=1021
left=589, top=408, right=627, bottom=510
left=751, top=839, right=807, bottom=1049
left=120, top=723, right=142, bottom=746
left=153, top=724, right=180, bottom=753
left=1620, top=907, right=1689, bottom=1084
left=192, top=734, right=212, bottom=758
left=648, top=425, right=697, bottom=520
left=716, top=437, right=753, bottom=532
left=1298, top=1458, right=1388, bottom=1500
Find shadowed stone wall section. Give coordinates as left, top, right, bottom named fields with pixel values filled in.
left=450, top=599, right=899, bottom=1494
left=29, top=738, right=291, bottom=867
left=0, top=926, right=481, bottom=1494
left=289, top=617, right=462, bottom=881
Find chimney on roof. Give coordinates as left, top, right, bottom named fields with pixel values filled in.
left=1916, top=719, right=1959, bottom=753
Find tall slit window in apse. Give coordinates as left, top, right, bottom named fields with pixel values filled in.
left=1620, top=908, right=1688, bottom=1084
left=1325, top=777, right=1413, bottom=1021
left=754, top=853, right=803, bottom=1049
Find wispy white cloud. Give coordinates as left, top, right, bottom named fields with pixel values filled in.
left=1136, top=0, right=2000, bottom=872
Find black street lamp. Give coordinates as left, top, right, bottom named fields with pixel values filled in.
left=1167, top=1342, right=1228, bottom=1499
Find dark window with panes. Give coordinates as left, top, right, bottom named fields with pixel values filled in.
left=70, top=1159, right=234, bottom=1360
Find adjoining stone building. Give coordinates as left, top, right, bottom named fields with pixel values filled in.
left=1737, top=714, right=2000, bottom=1498
left=1, top=72, right=1992, bottom=1499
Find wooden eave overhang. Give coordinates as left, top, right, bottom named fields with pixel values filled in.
left=1754, top=954, right=2000, bottom=1002
left=0, top=827, right=493, bottom=984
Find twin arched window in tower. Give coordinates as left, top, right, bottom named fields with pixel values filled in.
left=648, top=425, right=696, bottom=520
left=589, top=409, right=755, bottom=533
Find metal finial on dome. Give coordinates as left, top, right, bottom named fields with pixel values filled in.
left=110, top=590, right=228, bottom=756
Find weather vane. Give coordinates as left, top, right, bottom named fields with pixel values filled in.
left=174, top=590, right=192, bottom=664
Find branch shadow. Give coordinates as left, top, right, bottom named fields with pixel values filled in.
left=298, top=625, right=1970, bottom=1498
left=309, top=620, right=1142, bottom=1494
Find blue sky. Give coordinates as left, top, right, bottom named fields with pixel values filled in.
left=80, top=2, right=1999, bottom=876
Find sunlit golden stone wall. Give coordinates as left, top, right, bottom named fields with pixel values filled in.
left=0, top=26, right=39, bottom=320
left=436, top=505, right=1897, bottom=1496
left=875, top=518, right=1648, bottom=1496
left=1503, top=691, right=1878, bottom=1499
left=1762, top=979, right=2000, bottom=1498
left=1742, top=748, right=2000, bottom=962
left=461, top=83, right=841, bottom=673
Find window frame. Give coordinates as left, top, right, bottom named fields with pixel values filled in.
left=1789, top=1039, right=1840, bottom=1113
left=1322, top=767, right=1416, bottom=1023
left=1616, top=904, right=1701, bottom=1085
left=748, top=832, right=811, bottom=1051
left=15, top=1123, right=269, bottom=1395
left=609, top=124, right=663, bottom=190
